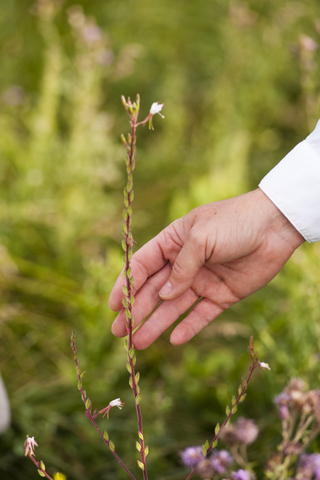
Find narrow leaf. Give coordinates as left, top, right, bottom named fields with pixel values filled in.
left=239, top=393, right=247, bottom=403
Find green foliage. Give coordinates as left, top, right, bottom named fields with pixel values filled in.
left=0, top=1, right=320, bottom=479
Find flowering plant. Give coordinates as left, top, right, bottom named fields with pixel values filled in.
left=23, top=96, right=320, bottom=480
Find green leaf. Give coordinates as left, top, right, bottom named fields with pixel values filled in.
left=103, top=430, right=109, bottom=441
left=239, top=393, right=247, bottom=403
left=225, top=405, right=230, bottom=416
left=202, top=440, right=209, bottom=456
left=137, top=460, right=145, bottom=471
left=109, top=440, right=115, bottom=452
left=215, top=423, right=220, bottom=435
left=126, top=362, right=132, bottom=374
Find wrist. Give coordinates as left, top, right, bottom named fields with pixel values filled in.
left=256, top=187, right=305, bottom=250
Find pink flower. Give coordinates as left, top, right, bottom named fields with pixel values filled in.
left=24, top=435, right=38, bottom=457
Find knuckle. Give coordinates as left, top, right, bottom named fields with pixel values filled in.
left=171, top=259, right=186, bottom=281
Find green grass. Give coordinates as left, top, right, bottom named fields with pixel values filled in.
left=0, top=1, right=320, bottom=479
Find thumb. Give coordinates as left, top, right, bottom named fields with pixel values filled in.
left=159, top=233, right=206, bottom=300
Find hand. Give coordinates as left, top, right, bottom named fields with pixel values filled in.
left=109, top=188, right=304, bottom=349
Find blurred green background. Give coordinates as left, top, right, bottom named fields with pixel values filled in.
left=0, top=0, right=320, bottom=479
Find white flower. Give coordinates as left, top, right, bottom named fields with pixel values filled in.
left=24, top=435, right=38, bottom=457
left=259, top=362, right=271, bottom=370
left=109, top=398, right=124, bottom=409
left=149, top=102, right=164, bottom=117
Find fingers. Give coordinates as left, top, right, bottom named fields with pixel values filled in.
left=109, top=236, right=170, bottom=312
left=159, top=227, right=207, bottom=301
left=170, top=298, right=224, bottom=345
left=133, top=265, right=240, bottom=349
left=131, top=288, right=199, bottom=350
left=111, top=263, right=172, bottom=337
left=109, top=223, right=185, bottom=312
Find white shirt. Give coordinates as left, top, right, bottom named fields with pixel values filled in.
left=259, top=120, right=320, bottom=243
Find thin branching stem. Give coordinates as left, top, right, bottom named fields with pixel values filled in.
left=185, top=339, right=262, bottom=480
left=71, top=334, right=137, bottom=480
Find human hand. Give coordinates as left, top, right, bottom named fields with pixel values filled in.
left=109, top=188, right=304, bottom=349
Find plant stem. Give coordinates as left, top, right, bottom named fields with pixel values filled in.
left=28, top=456, right=54, bottom=480
left=71, top=334, right=137, bottom=480
left=122, top=103, right=149, bottom=480
left=185, top=343, right=261, bottom=480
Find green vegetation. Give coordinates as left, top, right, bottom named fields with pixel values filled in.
left=0, top=1, right=320, bottom=479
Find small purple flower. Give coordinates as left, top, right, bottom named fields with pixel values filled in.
left=278, top=405, right=290, bottom=420
left=210, top=449, right=233, bottom=474
left=236, top=418, right=259, bottom=445
left=274, top=392, right=291, bottom=406
left=231, top=468, right=251, bottom=480
left=297, top=453, right=320, bottom=479
left=274, top=393, right=291, bottom=420
left=181, top=446, right=204, bottom=467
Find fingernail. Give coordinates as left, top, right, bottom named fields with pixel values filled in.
left=159, top=281, right=173, bottom=298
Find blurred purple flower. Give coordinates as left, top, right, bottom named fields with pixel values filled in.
left=297, top=453, right=320, bottom=479
left=274, top=392, right=291, bottom=420
left=236, top=418, right=259, bottom=445
left=231, top=468, right=251, bottom=480
left=210, top=449, right=233, bottom=474
left=181, top=446, right=204, bottom=467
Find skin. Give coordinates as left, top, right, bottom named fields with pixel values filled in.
left=109, top=188, right=305, bottom=350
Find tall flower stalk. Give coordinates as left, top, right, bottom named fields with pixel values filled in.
left=121, top=94, right=152, bottom=479
left=120, top=95, right=164, bottom=477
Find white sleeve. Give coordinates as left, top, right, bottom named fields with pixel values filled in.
left=259, top=120, right=320, bottom=243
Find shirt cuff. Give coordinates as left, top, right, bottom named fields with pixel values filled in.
left=259, top=137, right=320, bottom=243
